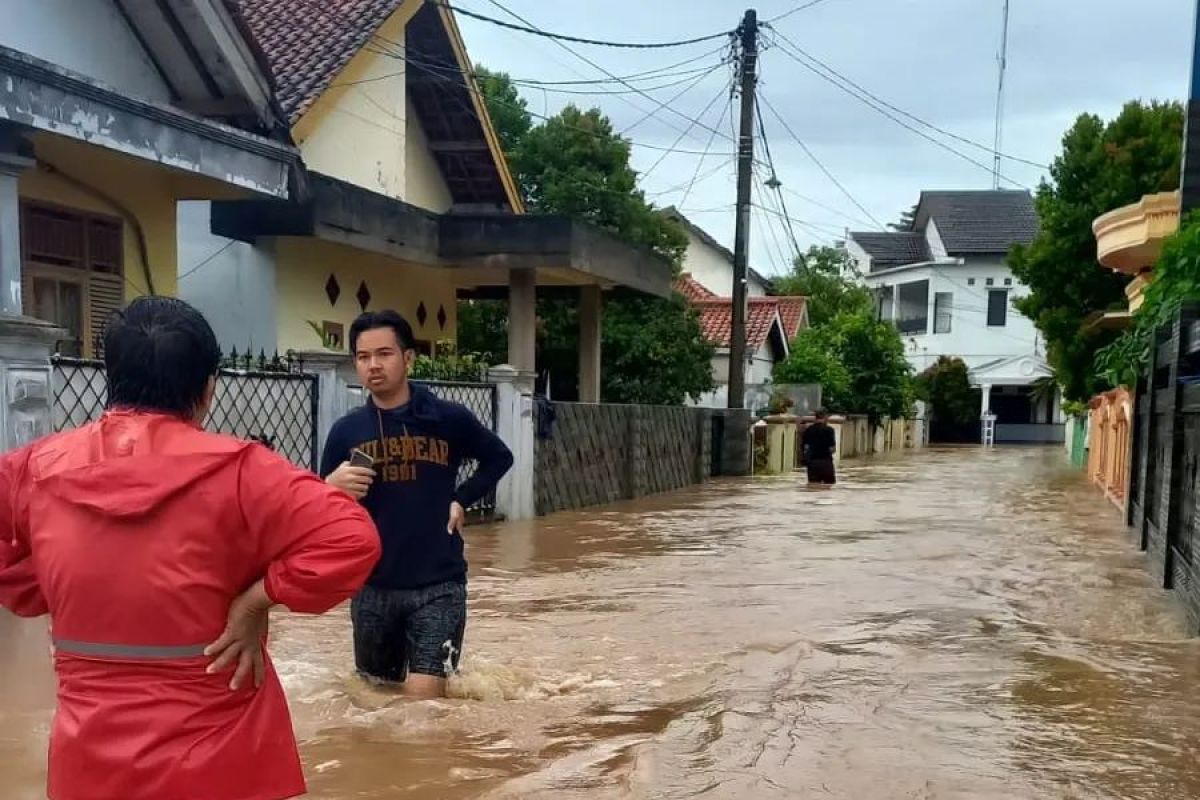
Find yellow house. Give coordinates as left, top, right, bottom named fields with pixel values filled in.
left=183, top=0, right=672, bottom=403
left=1089, top=190, right=1181, bottom=329
left=0, top=0, right=300, bottom=356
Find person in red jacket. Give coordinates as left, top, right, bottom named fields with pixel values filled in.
left=0, top=297, right=381, bottom=800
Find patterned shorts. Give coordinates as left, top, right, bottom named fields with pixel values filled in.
left=350, top=580, right=467, bottom=682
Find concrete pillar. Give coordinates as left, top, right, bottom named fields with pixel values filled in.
left=296, top=350, right=356, bottom=468
left=507, top=268, right=536, bottom=374
left=0, top=315, right=67, bottom=451
left=0, top=128, right=34, bottom=317
left=489, top=364, right=535, bottom=520
left=980, top=384, right=992, bottom=417
left=578, top=285, right=602, bottom=403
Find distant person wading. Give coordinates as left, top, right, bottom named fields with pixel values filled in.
left=802, top=410, right=838, bottom=486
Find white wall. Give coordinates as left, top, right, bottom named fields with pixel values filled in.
left=682, top=229, right=768, bottom=297
left=864, top=258, right=1039, bottom=373
left=0, top=0, right=172, bottom=102
left=177, top=201, right=279, bottom=354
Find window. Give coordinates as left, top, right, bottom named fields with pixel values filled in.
left=987, top=289, right=1009, bottom=327
left=874, top=285, right=895, bottom=321
left=967, top=278, right=976, bottom=286
left=986, top=277, right=995, bottom=287
left=895, top=280, right=929, bottom=335
left=21, top=202, right=124, bottom=357
left=1004, top=277, right=1013, bottom=286
left=933, top=292, right=953, bottom=334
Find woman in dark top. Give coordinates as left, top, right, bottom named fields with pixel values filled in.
left=801, top=410, right=838, bottom=485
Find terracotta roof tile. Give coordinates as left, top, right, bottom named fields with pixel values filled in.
left=775, top=296, right=808, bottom=340
left=674, top=273, right=717, bottom=302
left=236, top=0, right=404, bottom=123
left=693, top=297, right=781, bottom=350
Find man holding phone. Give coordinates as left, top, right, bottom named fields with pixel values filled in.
left=322, top=310, right=513, bottom=698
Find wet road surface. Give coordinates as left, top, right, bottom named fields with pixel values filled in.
left=3, top=446, right=1200, bottom=799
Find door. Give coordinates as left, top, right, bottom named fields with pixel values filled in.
left=29, top=269, right=86, bottom=357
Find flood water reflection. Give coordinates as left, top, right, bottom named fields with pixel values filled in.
left=3, top=447, right=1200, bottom=799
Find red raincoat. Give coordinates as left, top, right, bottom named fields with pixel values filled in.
left=0, top=411, right=380, bottom=800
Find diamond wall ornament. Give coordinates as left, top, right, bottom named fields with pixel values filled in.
left=437, top=304, right=447, bottom=330
left=356, top=281, right=371, bottom=311
left=324, top=274, right=341, bottom=306
left=416, top=301, right=428, bottom=327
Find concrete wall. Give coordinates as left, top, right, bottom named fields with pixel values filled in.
left=0, top=0, right=171, bottom=103
left=681, top=228, right=769, bottom=297
left=177, top=201, right=278, bottom=353
left=863, top=258, right=1040, bottom=374
left=405, top=96, right=454, bottom=213
left=20, top=136, right=180, bottom=300
left=535, top=402, right=712, bottom=515
left=291, top=1, right=423, bottom=202
left=274, top=237, right=456, bottom=354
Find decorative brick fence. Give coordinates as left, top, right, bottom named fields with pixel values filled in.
left=535, top=402, right=713, bottom=515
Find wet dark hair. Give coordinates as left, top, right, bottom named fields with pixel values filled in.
left=815, top=408, right=829, bottom=419
left=349, top=310, right=416, bottom=353
left=104, top=296, right=221, bottom=416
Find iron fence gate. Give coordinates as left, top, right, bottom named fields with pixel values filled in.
left=345, top=379, right=499, bottom=518
left=52, top=355, right=320, bottom=470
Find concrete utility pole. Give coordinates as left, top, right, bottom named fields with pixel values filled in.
left=991, top=0, right=1010, bottom=190
left=728, top=8, right=758, bottom=409
left=1182, top=0, right=1200, bottom=212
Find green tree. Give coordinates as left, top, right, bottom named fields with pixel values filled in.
left=916, top=356, right=980, bottom=427
left=772, top=245, right=872, bottom=328
left=467, top=71, right=712, bottom=404
left=775, top=312, right=912, bottom=422
left=1008, top=100, right=1183, bottom=401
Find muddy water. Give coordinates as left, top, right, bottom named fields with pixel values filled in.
left=4, top=447, right=1200, bottom=799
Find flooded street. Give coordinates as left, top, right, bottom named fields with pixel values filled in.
left=5, top=446, right=1200, bottom=798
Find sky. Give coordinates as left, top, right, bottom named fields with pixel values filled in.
left=454, top=0, right=1194, bottom=278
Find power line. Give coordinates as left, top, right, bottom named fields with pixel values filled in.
left=767, top=0, right=840, bottom=24
left=637, top=74, right=736, bottom=186
left=764, top=31, right=1036, bottom=186
left=759, top=92, right=887, bottom=230
left=765, top=25, right=1046, bottom=170
left=644, top=156, right=734, bottom=198
left=621, top=60, right=729, bottom=136
left=438, top=1, right=735, bottom=49
left=778, top=185, right=874, bottom=230
left=754, top=102, right=803, bottom=257
left=482, top=0, right=738, bottom=147
left=678, top=94, right=735, bottom=207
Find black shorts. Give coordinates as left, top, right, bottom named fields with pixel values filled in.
left=350, top=580, right=467, bottom=683
left=806, top=458, right=836, bottom=485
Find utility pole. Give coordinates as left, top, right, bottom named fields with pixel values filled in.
left=991, top=0, right=1010, bottom=190
left=728, top=8, right=757, bottom=409
left=1182, top=0, right=1200, bottom=212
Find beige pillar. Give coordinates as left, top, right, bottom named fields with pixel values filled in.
left=507, top=268, right=536, bottom=373
left=0, top=128, right=34, bottom=317
left=578, top=285, right=602, bottom=403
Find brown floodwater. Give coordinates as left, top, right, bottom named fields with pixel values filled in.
left=4, top=447, right=1200, bottom=799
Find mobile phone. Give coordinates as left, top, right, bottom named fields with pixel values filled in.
left=349, top=448, right=375, bottom=468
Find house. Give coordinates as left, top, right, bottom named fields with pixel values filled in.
left=180, top=0, right=672, bottom=406
left=849, top=189, right=1062, bottom=443
left=666, top=210, right=809, bottom=411
left=0, top=0, right=300, bottom=356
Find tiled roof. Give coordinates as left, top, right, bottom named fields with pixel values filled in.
left=849, top=231, right=930, bottom=271
left=915, top=190, right=1039, bottom=255
left=675, top=273, right=717, bottom=301
left=694, top=297, right=783, bottom=350
left=235, top=0, right=404, bottom=123
left=775, top=297, right=808, bottom=340
left=661, top=208, right=774, bottom=291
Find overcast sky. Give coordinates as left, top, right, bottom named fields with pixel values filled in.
left=455, top=0, right=1193, bottom=277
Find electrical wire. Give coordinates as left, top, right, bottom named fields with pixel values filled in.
left=678, top=94, right=735, bottom=207
left=638, top=73, right=736, bottom=185
left=754, top=102, right=804, bottom=257
left=759, top=92, right=887, bottom=230
left=767, top=0, right=840, bottom=23
left=764, top=26, right=1047, bottom=170
left=621, top=61, right=728, bottom=136
left=436, top=1, right=735, bottom=49
left=764, top=33, right=1033, bottom=187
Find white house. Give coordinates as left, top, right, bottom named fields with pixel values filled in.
left=664, top=210, right=810, bottom=412
left=849, top=190, right=1062, bottom=444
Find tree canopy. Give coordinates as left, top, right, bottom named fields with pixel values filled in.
left=1008, top=100, right=1183, bottom=401
left=771, top=245, right=873, bottom=328
left=461, top=68, right=712, bottom=404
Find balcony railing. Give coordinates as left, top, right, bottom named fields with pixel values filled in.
left=895, top=317, right=928, bottom=335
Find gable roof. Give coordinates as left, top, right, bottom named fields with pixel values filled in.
left=695, top=298, right=785, bottom=352
left=235, top=0, right=400, bottom=124
left=776, top=297, right=808, bottom=340
left=913, top=190, right=1038, bottom=255
left=661, top=208, right=774, bottom=291
left=850, top=231, right=930, bottom=271
left=675, top=273, right=717, bottom=302
left=235, top=0, right=521, bottom=212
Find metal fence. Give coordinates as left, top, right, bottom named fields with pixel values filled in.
left=51, top=355, right=320, bottom=470
left=346, top=379, right=499, bottom=517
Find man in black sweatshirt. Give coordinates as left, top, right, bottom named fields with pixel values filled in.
left=322, top=310, right=513, bottom=698
left=801, top=409, right=838, bottom=485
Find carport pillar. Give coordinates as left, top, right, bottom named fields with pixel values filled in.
left=980, top=384, right=993, bottom=418
left=507, top=268, right=537, bottom=374
left=0, top=127, right=33, bottom=317
left=579, top=285, right=602, bottom=403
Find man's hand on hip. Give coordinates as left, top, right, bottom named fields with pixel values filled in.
left=327, top=462, right=375, bottom=499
